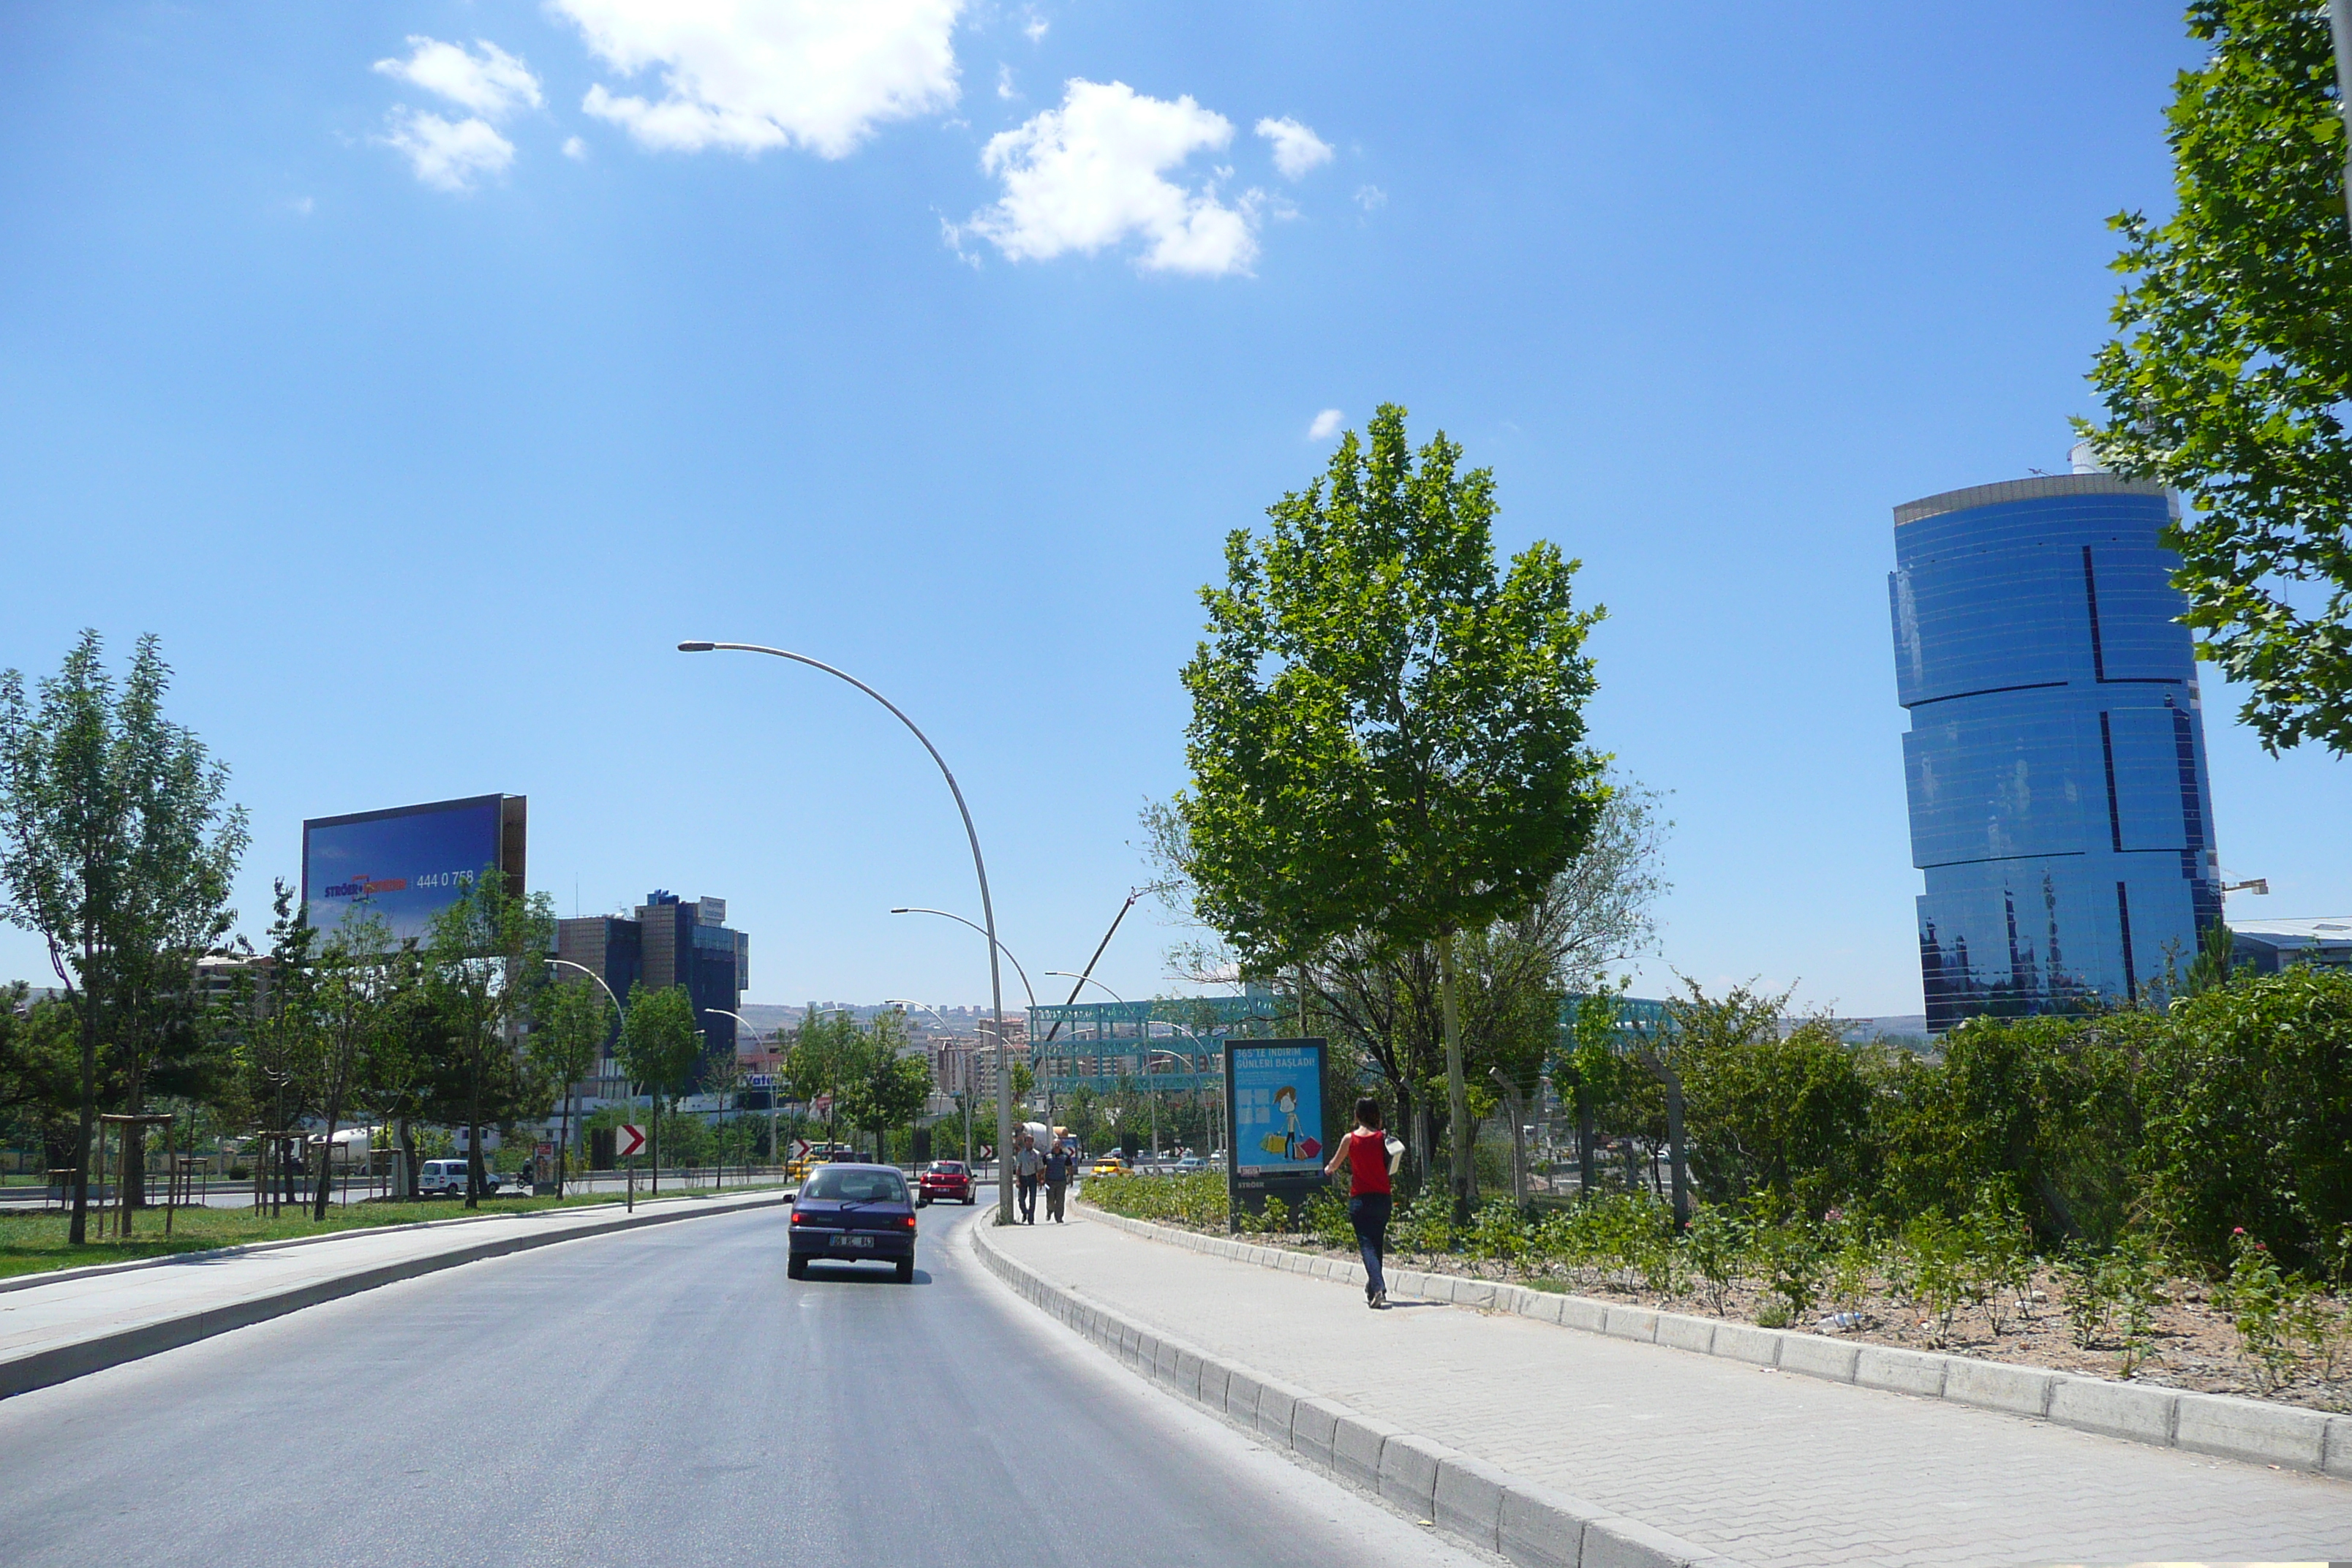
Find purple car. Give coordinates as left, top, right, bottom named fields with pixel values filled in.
left=788, top=1163, right=918, bottom=1283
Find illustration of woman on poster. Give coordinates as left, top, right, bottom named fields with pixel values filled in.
left=1275, top=1084, right=1303, bottom=1160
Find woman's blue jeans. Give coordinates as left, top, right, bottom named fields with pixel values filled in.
left=1348, top=1191, right=1391, bottom=1298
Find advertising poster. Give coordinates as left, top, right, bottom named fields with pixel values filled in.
left=302, top=796, right=509, bottom=943
left=1226, top=1039, right=1327, bottom=1176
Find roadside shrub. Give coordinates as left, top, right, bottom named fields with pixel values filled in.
left=1468, top=1197, right=1531, bottom=1263
left=1681, top=1203, right=1747, bottom=1316
left=1301, top=1188, right=1354, bottom=1253
left=2221, top=1229, right=2301, bottom=1392
left=1390, top=1187, right=1458, bottom=1255
left=1872, top=1014, right=2144, bottom=1249
left=1085, top=1170, right=1227, bottom=1229
left=1749, top=1212, right=1825, bottom=1327
left=1901, top=1212, right=1971, bottom=1347
left=1665, top=987, right=1877, bottom=1217
left=2139, top=968, right=2352, bottom=1273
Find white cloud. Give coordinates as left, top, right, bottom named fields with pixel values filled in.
left=1254, top=116, right=1332, bottom=180
left=373, top=37, right=543, bottom=118
left=377, top=108, right=516, bottom=192
left=288, top=196, right=314, bottom=216
left=552, top=0, right=965, bottom=159
left=1022, top=7, right=1049, bottom=42
left=998, top=63, right=1018, bottom=100
left=1308, top=409, right=1343, bottom=440
left=562, top=135, right=589, bottom=160
left=1354, top=183, right=1387, bottom=211
left=968, top=78, right=1262, bottom=276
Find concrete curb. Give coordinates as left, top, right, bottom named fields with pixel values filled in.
left=1073, top=1202, right=2352, bottom=1482
left=0, top=1186, right=794, bottom=1297
left=0, top=1191, right=789, bottom=1401
left=970, top=1217, right=1749, bottom=1568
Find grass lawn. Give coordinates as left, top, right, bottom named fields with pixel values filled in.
left=0, top=1181, right=785, bottom=1281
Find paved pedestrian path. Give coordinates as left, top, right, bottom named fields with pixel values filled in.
left=987, top=1210, right=2352, bottom=1567
left=0, top=1189, right=786, bottom=1397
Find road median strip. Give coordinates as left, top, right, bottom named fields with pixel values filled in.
left=969, top=1215, right=1748, bottom=1568
left=0, top=1189, right=789, bottom=1401
left=1071, top=1201, right=2352, bottom=1481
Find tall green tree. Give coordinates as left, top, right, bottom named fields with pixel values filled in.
left=834, top=1013, right=932, bottom=1164
left=2086, top=0, right=2352, bottom=753
left=0, top=633, right=248, bottom=1242
left=0, top=984, right=81, bottom=1171
left=532, top=976, right=611, bottom=1194
left=1145, top=778, right=1665, bottom=1191
left=303, top=911, right=399, bottom=1219
left=1179, top=404, right=1609, bottom=1216
left=421, top=867, right=555, bottom=1207
left=619, top=982, right=701, bottom=1191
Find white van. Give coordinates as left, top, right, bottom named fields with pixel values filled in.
left=418, top=1158, right=499, bottom=1196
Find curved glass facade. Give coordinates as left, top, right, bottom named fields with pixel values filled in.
left=1889, top=475, right=2220, bottom=1031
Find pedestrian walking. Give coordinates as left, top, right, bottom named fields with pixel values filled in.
left=1013, top=1134, right=1044, bottom=1224
left=1042, top=1141, right=1075, bottom=1223
left=1323, top=1096, right=1400, bottom=1308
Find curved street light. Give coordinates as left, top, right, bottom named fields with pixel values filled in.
left=891, top=908, right=1037, bottom=1011
left=708, top=1008, right=780, bottom=1183
left=894, top=907, right=1040, bottom=1150
left=546, top=957, right=627, bottom=1198
left=678, top=640, right=1014, bottom=1221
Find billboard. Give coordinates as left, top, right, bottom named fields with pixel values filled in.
left=1224, top=1038, right=1328, bottom=1219
left=302, top=794, right=526, bottom=943
left=1229, top=1039, right=1327, bottom=1174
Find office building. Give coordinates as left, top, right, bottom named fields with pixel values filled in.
left=2231, top=919, right=2352, bottom=976
left=1890, top=464, right=2220, bottom=1031
left=556, top=892, right=750, bottom=1095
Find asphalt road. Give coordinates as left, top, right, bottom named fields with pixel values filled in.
left=0, top=1204, right=1488, bottom=1568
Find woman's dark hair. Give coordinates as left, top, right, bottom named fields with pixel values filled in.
left=1354, top=1096, right=1384, bottom=1129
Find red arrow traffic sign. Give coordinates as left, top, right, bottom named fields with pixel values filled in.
left=616, top=1123, right=647, bottom=1159
left=792, top=1138, right=811, bottom=1158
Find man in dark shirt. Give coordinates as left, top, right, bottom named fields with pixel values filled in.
left=1041, top=1142, right=1076, bottom=1223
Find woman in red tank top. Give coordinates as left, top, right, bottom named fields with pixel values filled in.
left=1322, top=1096, right=1394, bottom=1308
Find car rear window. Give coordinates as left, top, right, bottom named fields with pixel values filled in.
left=802, top=1168, right=909, bottom=1203
left=931, top=1163, right=965, bottom=1175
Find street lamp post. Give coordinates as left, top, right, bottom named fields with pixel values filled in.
left=708, top=1009, right=775, bottom=1181
left=679, top=641, right=1015, bottom=1224
left=892, top=905, right=1040, bottom=1134
left=546, top=957, right=629, bottom=1199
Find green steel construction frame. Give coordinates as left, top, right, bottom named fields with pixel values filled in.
left=1027, top=994, right=1287, bottom=1095
left=1030, top=991, right=1678, bottom=1096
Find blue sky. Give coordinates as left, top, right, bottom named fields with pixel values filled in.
left=2, top=2, right=2342, bottom=1017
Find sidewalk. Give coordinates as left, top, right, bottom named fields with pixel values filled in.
left=981, top=1209, right=2352, bottom=1568
left=0, top=1188, right=787, bottom=1399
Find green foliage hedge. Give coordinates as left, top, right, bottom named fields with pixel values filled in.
left=1096, top=969, right=2352, bottom=1281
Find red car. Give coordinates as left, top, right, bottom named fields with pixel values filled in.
left=917, top=1160, right=975, bottom=1206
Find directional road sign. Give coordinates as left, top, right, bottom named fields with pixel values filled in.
left=616, top=1123, right=647, bottom=1159
left=793, top=1137, right=811, bottom=1159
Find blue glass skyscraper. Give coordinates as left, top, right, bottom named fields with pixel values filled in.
left=1889, top=470, right=2221, bottom=1032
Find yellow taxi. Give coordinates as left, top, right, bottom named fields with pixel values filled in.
left=1090, top=1154, right=1128, bottom=1178
left=787, top=1145, right=856, bottom=1180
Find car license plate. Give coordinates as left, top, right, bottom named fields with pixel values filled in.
left=829, top=1233, right=875, bottom=1249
